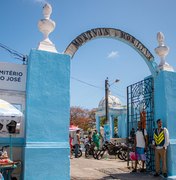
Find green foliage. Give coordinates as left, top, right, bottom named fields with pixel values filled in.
left=70, top=106, right=96, bottom=131
left=114, top=117, right=118, bottom=129
left=100, top=117, right=106, bottom=127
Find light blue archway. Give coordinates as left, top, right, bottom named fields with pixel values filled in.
left=64, top=28, right=176, bottom=177
left=64, top=28, right=158, bottom=144
left=64, top=28, right=159, bottom=76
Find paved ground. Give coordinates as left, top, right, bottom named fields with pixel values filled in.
left=70, top=155, right=164, bottom=180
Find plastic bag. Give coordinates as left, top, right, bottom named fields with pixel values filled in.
left=130, top=152, right=136, bottom=161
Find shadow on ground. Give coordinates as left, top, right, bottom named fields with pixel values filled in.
left=97, top=168, right=163, bottom=180
left=71, top=170, right=163, bottom=180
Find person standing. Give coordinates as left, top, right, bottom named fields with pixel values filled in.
left=132, top=121, right=148, bottom=172
left=153, top=119, right=169, bottom=178
left=69, top=134, right=73, bottom=159
left=92, top=130, right=100, bottom=150
left=88, top=131, right=92, bottom=144
left=73, top=130, right=80, bottom=158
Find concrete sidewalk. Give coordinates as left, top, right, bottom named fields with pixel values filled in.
left=71, top=156, right=164, bottom=180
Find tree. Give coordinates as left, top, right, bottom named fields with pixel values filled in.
left=70, top=106, right=96, bottom=131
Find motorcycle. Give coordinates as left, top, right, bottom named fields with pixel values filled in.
left=96, top=141, right=125, bottom=160
left=118, top=142, right=133, bottom=161
left=71, top=145, right=82, bottom=158
left=84, top=141, right=97, bottom=159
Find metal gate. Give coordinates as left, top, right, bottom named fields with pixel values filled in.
left=127, top=77, right=155, bottom=171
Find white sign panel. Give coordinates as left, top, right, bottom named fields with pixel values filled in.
left=0, top=62, right=26, bottom=91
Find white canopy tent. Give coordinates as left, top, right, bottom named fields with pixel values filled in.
left=0, top=99, right=23, bottom=135
left=0, top=99, right=23, bottom=117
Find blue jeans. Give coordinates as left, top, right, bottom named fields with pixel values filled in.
left=74, top=144, right=79, bottom=158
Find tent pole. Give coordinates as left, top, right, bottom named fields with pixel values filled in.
left=9, top=134, right=13, bottom=161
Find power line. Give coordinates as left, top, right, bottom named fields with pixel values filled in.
left=71, top=76, right=103, bottom=90
left=71, top=76, right=126, bottom=101
left=0, top=42, right=27, bottom=64
left=110, top=86, right=126, bottom=99
left=110, top=90, right=126, bottom=101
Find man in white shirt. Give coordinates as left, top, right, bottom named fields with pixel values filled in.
left=73, top=130, right=80, bottom=158
left=132, top=121, right=148, bottom=172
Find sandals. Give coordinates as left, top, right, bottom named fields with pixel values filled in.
left=132, top=169, right=137, bottom=172
left=140, top=169, right=145, bottom=172
left=132, top=168, right=145, bottom=173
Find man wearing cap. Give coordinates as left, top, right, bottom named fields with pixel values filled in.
left=153, top=119, right=170, bottom=178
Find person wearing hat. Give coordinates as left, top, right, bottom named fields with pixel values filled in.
left=153, top=119, right=170, bottom=178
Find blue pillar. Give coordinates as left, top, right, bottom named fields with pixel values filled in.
left=154, top=71, right=176, bottom=178
left=118, top=112, right=127, bottom=138
left=96, top=115, right=100, bottom=132
left=24, top=50, right=70, bottom=180
left=109, top=115, right=114, bottom=138
left=118, top=114, right=122, bottom=138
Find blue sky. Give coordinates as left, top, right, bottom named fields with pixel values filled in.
left=1, top=0, right=176, bottom=109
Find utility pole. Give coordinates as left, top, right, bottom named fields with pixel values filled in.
left=105, top=78, right=120, bottom=124
left=105, top=77, right=109, bottom=124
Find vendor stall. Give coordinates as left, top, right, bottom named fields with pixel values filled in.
left=0, top=99, right=23, bottom=179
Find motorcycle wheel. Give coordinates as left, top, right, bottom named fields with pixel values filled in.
left=78, top=150, right=82, bottom=158
left=85, top=150, right=89, bottom=158
left=117, top=153, right=124, bottom=160
left=97, top=151, right=104, bottom=160
left=93, top=151, right=98, bottom=159
left=121, top=151, right=128, bottom=161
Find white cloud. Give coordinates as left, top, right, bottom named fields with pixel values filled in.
left=107, top=51, right=119, bottom=59
left=34, top=0, right=48, bottom=4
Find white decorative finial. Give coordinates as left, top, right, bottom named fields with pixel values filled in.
left=37, top=3, right=58, bottom=53
left=155, top=32, right=174, bottom=71
left=43, top=3, right=52, bottom=19
left=157, top=32, right=165, bottom=46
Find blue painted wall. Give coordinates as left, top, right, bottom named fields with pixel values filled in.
left=96, top=115, right=100, bottom=132
left=109, top=115, right=114, bottom=138
left=24, top=50, right=70, bottom=180
left=118, top=113, right=127, bottom=138
left=154, top=71, right=176, bottom=176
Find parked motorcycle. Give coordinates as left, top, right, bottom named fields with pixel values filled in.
left=84, top=141, right=98, bottom=159
left=96, top=141, right=124, bottom=160
left=119, top=142, right=133, bottom=161
left=71, top=145, right=82, bottom=158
